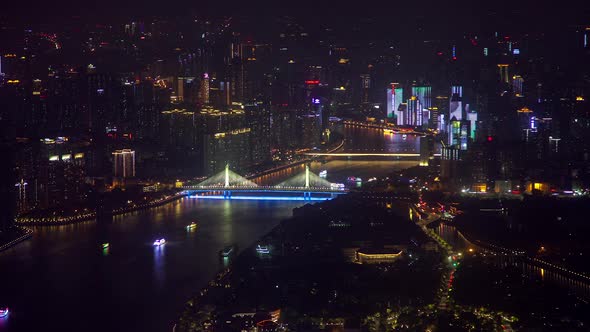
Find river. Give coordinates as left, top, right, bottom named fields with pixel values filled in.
left=434, top=222, right=590, bottom=299
left=0, top=127, right=421, bottom=332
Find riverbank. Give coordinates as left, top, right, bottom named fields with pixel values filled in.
left=14, top=192, right=186, bottom=226
left=449, top=221, right=590, bottom=285
left=0, top=227, right=33, bottom=252
left=175, top=193, right=445, bottom=332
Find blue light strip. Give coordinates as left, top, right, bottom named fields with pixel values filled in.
left=0, top=309, right=8, bottom=318
left=188, top=195, right=331, bottom=201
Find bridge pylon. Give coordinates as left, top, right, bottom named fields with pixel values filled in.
left=224, top=163, right=230, bottom=188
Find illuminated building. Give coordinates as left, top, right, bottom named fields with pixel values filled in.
left=517, top=107, right=535, bottom=141
left=244, top=101, right=271, bottom=165
left=176, top=77, right=185, bottom=102
left=448, top=118, right=470, bottom=150
left=360, top=74, right=370, bottom=103
left=201, top=104, right=258, bottom=175
left=200, top=73, right=210, bottom=104
left=434, top=96, right=449, bottom=130
left=440, top=143, right=469, bottom=190
left=300, top=113, right=321, bottom=148
left=497, top=64, right=510, bottom=84
left=204, top=128, right=251, bottom=175
left=112, top=149, right=135, bottom=178
left=406, top=96, right=422, bottom=126
left=525, top=181, right=550, bottom=194
left=512, top=75, right=524, bottom=97
left=356, top=248, right=402, bottom=264
left=466, top=110, right=478, bottom=140
left=160, top=108, right=199, bottom=148
left=494, top=180, right=512, bottom=193
left=411, top=86, right=432, bottom=110
left=451, top=85, right=463, bottom=98
left=397, top=103, right=408, bottom=125
left=438, top=113, right=446, bottom=132
left=449, top=88, right=463, bottom=121
left=420, top=136, right=434, bottom=166
left=472, top=183, right=487, bottom=192
left=386, top=83, right=402, bottom=119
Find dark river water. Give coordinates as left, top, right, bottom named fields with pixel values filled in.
left=0, top=127, right=421, bottom=332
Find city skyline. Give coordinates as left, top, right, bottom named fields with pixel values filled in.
left=1, top=4, right=590, bottom=332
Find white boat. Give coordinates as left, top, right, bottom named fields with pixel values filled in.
left=256, top=245, right=270, bottom=254
left=153, top=238, right=166, bottom=246
left=186, top=222, right=197, bottom=230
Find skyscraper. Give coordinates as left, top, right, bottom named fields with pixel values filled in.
left=497, top=64, right=510, bottom=84
left=407, top=96, right=422, bottom=126
left=386, top=83, right=402, bottom=120
left=448, top=118, right=470, bottom=150
left=112, top=149, right=136, bottom=178
left=449, top=88, right=463, bottom=121
left=360, top=74, right=371, bottom=104
left=244, top=101, right=271, bottom=165
left=411, top=86, right=432, bottom=110
left=433, top=96, right=449, bottom=130
left=512, top=75, right=524, bottom=97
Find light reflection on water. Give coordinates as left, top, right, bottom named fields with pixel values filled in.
left=435, top=223, right=590, bottom=299
left=0, top=126, right=424, bottom=332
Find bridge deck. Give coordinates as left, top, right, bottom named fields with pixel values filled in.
left=183, top=186, right=347, bottom=193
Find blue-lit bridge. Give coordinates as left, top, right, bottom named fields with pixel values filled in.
left=182, top=164, right=347, bottom=201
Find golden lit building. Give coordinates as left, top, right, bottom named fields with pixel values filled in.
left=525, top=181, right=550, bottom=194
left=355, top=248, right=402, bottom=264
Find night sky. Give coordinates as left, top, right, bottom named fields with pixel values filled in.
left=3, top=0, right=588, bottom=31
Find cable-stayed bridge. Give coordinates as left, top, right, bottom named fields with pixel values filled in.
left=182, top=164, right=347, bottom=201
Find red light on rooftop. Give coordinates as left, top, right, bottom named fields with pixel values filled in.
left=437, top=52, right=443, bottom=56
left=487, top=136, right=493, bottom=142
left=305, top=80, right=320, bottom=85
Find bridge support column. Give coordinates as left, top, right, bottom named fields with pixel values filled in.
left=223, top=190, right=232, bottom=200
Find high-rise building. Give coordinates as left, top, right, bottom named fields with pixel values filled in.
left=360, top=74, right=371, bottom=104
left=420, top=136, right=434, bottom=166
left=386, top=83, right=403, bottom=121
left=448, top=118, right=470, bottom=150
left=203, top=127, right=251, bottom=175
left=0, top=99, right=15, bottom=231
left=300, top=114, right=321, bottom=148
left=411, top=86, right=432, bottom=110
left=244, top=101, right=271, bottom=165
left=451, top=85, right=463, bottom=98
left=112, top=149, right=135, bottom=178
left=433, top=96, right=449, bottom=130
left=466, top=110, right=478, bottom=140
left=497, top=64, right=510, bottom=84
left=512, top=75, right=524, bottom=97
left=201, top=105, right=254, bottom=175
left=407, top=96, right=422, bottom=126
left=200, top=73, right=210, bottom=104
left=449, top=90, right=463, bottom=121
